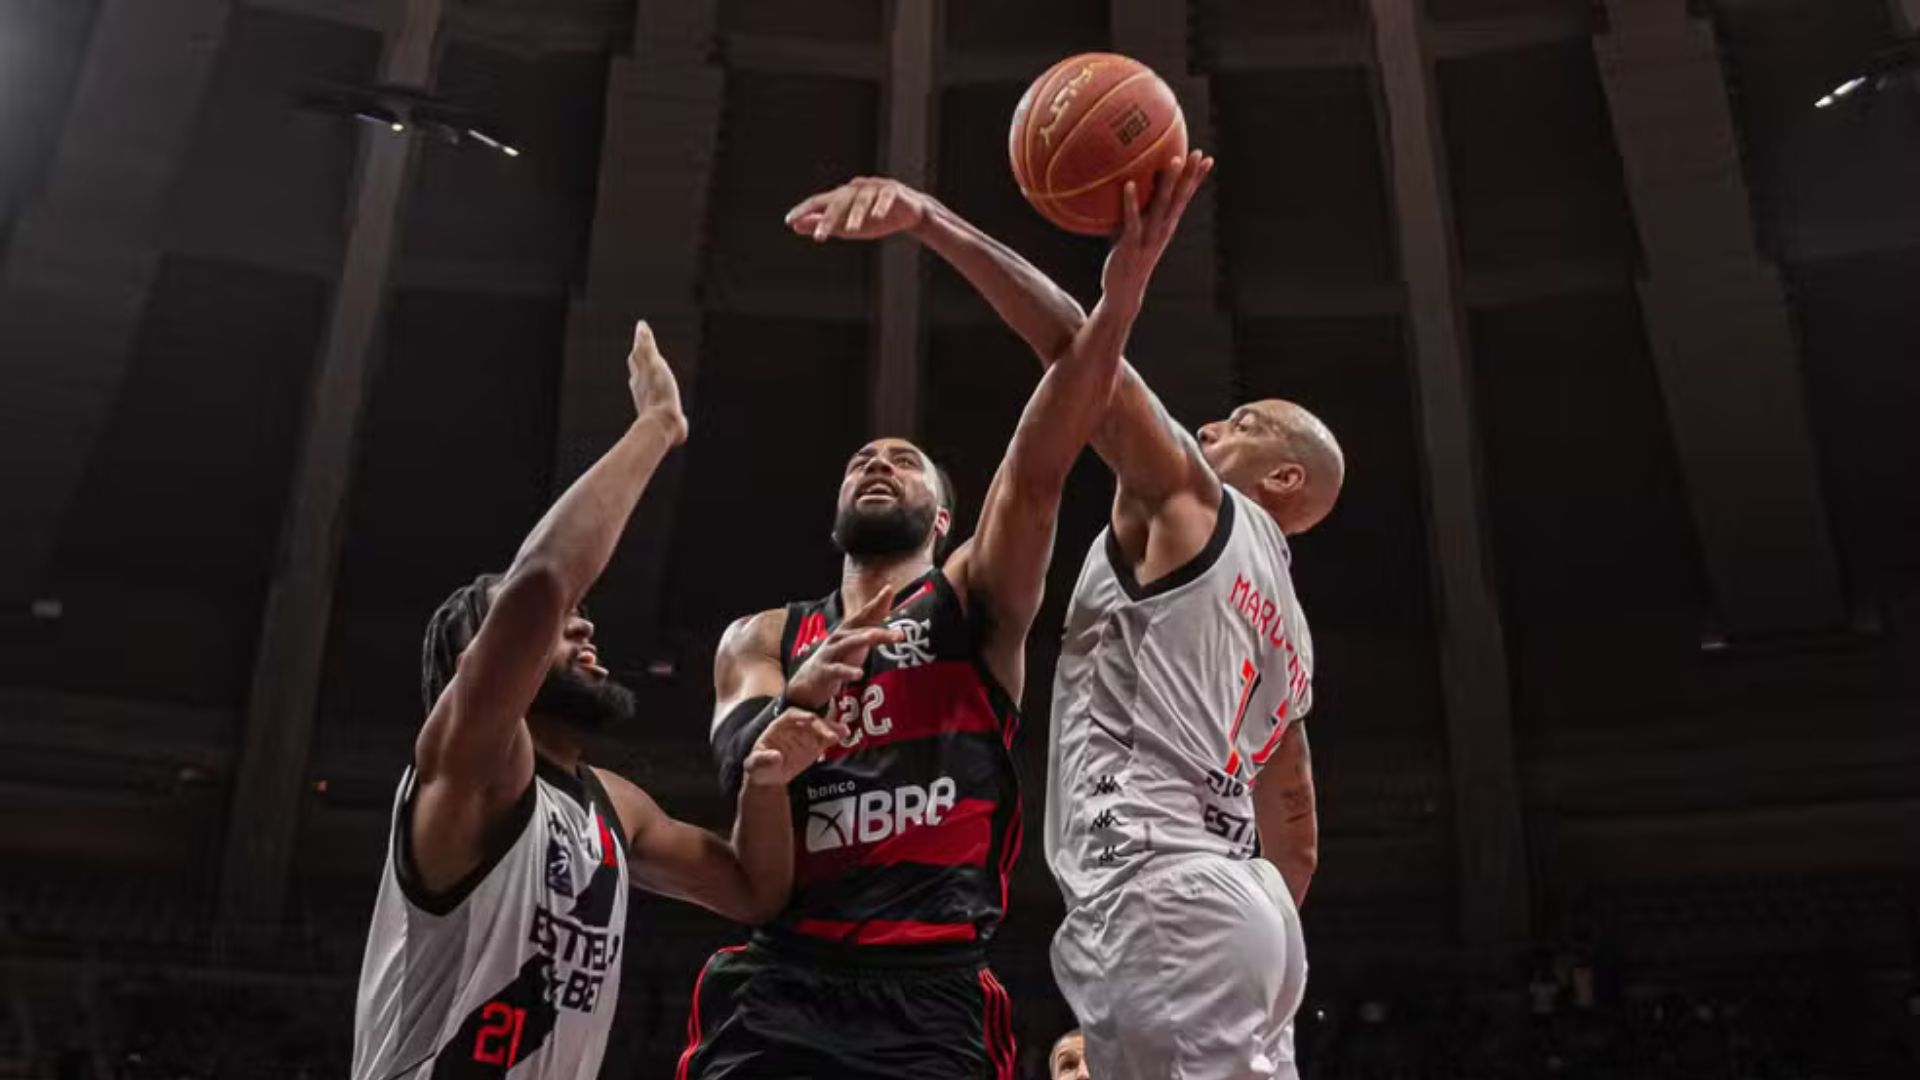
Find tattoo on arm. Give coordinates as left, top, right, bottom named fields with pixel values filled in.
left=1278, top=785, right=1315, bottom=825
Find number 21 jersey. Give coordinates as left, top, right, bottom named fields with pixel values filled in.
left=1045, top=487, right=1314, bottom=911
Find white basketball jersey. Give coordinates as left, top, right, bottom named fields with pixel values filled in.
left=352, top=759, right=629, bottom=1080
left=1047, top=487, right=1314, bottom=911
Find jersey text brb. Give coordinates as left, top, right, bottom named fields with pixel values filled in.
left=805, top=778, right=959, bottom=852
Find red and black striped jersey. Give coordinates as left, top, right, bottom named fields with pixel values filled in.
left=718, top=568, right=1023, bottom=954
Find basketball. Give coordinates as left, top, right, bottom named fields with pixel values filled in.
left=1009, top=53, right=1188, bottom=236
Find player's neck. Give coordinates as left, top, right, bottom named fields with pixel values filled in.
left=528, top=715, right=585, bottom=773
left=840, top=550, right=931, bottom=610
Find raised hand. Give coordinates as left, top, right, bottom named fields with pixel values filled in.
left=1101, top=149, right=1214, bottom=309
left=784, top=582, right=902, bottom=711
left=628, top=320, right=688, bottom=445
left=785, top=177, right=930, bottom=242
left=742, top=706, right=853, bottom=786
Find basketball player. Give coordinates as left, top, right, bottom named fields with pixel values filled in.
left=673, top=160, right=1208, bottom=1080
left=352, top=323, right=853, bottom=1080
left=795, top=160, right=1336, bottom=1079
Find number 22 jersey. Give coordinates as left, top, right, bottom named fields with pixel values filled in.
left=1045, top=487, right=1315, bottom=911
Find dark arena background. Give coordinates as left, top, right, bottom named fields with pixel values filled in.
left=3, top=0, right=1920, bottom=1077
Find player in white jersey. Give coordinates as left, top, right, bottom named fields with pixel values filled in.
left=352, top=323, right=856, bottom=1080
left=794, top=162, right=1339, bottom=1079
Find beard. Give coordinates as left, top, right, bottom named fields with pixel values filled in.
left=832, top=499, right=936, bottom=559
left=528, top=666, right=637, bottom=732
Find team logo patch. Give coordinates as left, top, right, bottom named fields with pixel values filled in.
left=806, top=796, right=857, bottom=852
left=544, top=813, right=576, bottom=897
left=804, top=779, right=957, bottom=852
left=876, top=616, right=935, bottom=668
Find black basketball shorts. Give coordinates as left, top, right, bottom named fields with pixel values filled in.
left=675, top=938, right=1016, bottom=1080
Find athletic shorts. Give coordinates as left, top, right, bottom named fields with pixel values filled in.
left=1051, top=854, right=1307, bottom=1080
left=676, top=937, right=1017, bottom=1080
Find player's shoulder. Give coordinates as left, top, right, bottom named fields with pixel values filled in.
left=716, top=608, right=788, bottom=662
left=1221, top=485, right=1292, bottom=562
left=587, top=765, right=661, bottom=844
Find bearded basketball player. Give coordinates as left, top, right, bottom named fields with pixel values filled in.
left=799, top=156, right=1335, bottom=1080
left=352, top=323, right=849, bottom=1080
left=672, top=162, right=1206, bottom=1080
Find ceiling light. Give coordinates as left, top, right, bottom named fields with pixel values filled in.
left=1815, top=76, right=1868, bottom=109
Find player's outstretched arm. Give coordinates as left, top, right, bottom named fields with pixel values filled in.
left=409, top=322, right=687, bottom=894
left=787, top=176, right=1085, bottom=362
left=1253, top=722, right=1319, bottom=909
left=594, top=701, right=847, bottom=924
left=939, top=157, right=1206, bottom=696
left=787, top=164, right=1218, bottom=517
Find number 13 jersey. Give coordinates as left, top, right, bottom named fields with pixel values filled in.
left=1045, top=487, right=1314, bottom=911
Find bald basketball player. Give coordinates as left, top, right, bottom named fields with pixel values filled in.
left=674, top=161, right=1208, bottom=1080
left=352, top=324, right=849, bottom=1080
left=802, top=161, right=1334, bottom=1080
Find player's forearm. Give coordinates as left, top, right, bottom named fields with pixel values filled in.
left=726, top=778, right=796, bottom=925
left=1255, top=725, right=1319, bottom=908
left=1263, top=815, right=1318, bottom=909
left=911, top=199, right=1087, bottom=362
left=999, top=288, right=1137, bottom=498
left=507, top=416, right=680, bottom=603
left=1058, top=290, right=1141, bottom=421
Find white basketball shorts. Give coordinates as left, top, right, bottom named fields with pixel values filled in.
left=1051, top=853, right=1307, bottom=1080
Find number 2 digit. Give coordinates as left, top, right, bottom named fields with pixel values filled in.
left=472, top=1002, right=527, bottom=1067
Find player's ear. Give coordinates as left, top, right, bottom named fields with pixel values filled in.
left=933, top=506, right=953, bottom=541
left=1261, top=463, right=1307, bottom=499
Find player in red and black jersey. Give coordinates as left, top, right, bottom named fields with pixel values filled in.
left=679, top=167, right=1206, bottom=1080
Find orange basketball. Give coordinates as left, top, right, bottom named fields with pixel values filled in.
left=1008, top=53, right=1188, bottom=236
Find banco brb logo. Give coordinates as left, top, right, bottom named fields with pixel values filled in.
left=806, top=778, right=958, bottom=853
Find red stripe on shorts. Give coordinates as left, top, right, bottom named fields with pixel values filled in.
left=789, top=918, right=978, bottom=946
left=675, top=944, right=746, bottom=1080
left=980, top=969, right=1015, bottom=1080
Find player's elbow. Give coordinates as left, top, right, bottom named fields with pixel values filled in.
left=1032, top=324, right=1077, bottom=365
left=496, top=557, right=570, bottom=615
left=733, top=882, right=789, bottom=926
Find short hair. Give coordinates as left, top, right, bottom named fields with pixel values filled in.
left=420, top=573, right=499, bottom=712
left=1050, top=1029, right=1086, bottom=1071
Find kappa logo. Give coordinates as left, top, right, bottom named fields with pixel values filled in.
left=875, top=616, right=935, bottom=669
left=805, top=777, right=958, bottom=853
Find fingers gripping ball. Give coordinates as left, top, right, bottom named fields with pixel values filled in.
left=1009, top=53, right=1188, bottom=236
